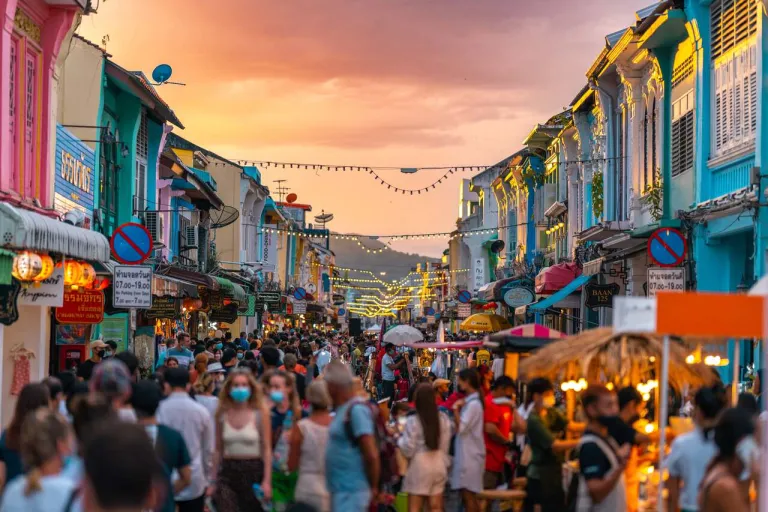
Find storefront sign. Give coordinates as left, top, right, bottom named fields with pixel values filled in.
left=56, top=290, right=105, bottom=324
left=0, top=280, right=21, bottom=326
left=473, top=258, right=485, bottom=292
left=647, top=267, right=685, bottom=298
left=293, top=301, right=307, bottom=314
left=113, top=265, right=152, bottom=308
left=502, top=287, right=535, bottom=308
left=457, top=303, right=472, bottom=319
left=18, top=267, right=65, bottom=307
left=54, top=125, right=95, bottom=229
left=209, top=304, right=239, bottom=323
left=584, top=283, right=620, bottom=309
left=55, top=324, right=89, bottom=345
left=145, top=295, right=180, bottom=319
left=613, top=297, right=656, bottom=334
left=254, top=291, right=281, bottom=312
left=261, top=224, right=279, bottom=272
left=100, top=317, right=128, bottom=353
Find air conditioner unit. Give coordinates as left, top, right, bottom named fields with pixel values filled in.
left=185, top=225, right=199, bottom=248
left=144, top=212, right=165, bottom=247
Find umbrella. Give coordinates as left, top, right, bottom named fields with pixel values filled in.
left=518, top=327, right=718, bottom=390
left=383, top=325, right=424, bottom=346
left=365, top=324, right=382, bottom=333
left=404, top=340, right=484, bottom=350
left=486, top=323, right=566, bottom=353
left=460, top=313, right=511, bottom=333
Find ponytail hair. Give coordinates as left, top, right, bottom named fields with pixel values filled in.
left=21, top=409, right=71, bottom=496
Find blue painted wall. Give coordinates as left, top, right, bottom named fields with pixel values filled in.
left=54, top=125, right=96, bottom=227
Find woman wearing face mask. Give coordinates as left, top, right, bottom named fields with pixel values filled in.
left=450, top=368, right=485, bottom=512
left=263, top=370, right=304, bottom=509
left=698, top=407, right=755, bottom=512
left=0, top=409, right=76, bottom=512
left=667, top=386, right=726, bottom=512
left=211, top=369, right=272, bottom=512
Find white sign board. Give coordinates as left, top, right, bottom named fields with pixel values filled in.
left=113, top=265, right=152, bottom=309
left=458, top=303, right=471, bottom=319
left=647, top=267, right=685, bottom=298
left=261, top=224, right=278, bottom=272
left=18, top=267, right=64, bottom=307
left=613, top=296, right=657, bottom=334
left=293, top=300, right=307, bottom=314
left=473, top=258, right=485, bottom=292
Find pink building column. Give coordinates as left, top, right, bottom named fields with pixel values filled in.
left=0, top=0, right=18, bottom=195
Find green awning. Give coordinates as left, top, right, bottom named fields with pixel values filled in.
left=214, top=277, right=246, bottom=303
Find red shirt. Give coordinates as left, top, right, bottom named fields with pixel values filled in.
left=483, top=395, right=513, bottom=472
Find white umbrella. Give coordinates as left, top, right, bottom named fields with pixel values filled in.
left=365, top=324, right=382, bottom=333
left=383, top=325, right=424, bottom=346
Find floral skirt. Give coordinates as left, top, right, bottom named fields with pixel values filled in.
left=213, top=458, right=265, bottom=512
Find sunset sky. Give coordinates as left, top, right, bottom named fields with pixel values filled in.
left=79, top=0, right=651, bottom=257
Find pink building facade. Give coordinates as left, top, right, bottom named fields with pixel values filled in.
left=0, top=0, right=85, bottom=207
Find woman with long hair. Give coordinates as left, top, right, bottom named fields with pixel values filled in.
left=192, top=372, right=219, bottom=419
left=0, top=409, right=76, bottom=511
left=263, top=370, right=303, bottom=508
left=211, top=369, right=272, bottom=512
left=450, top=368, right=485, bottom=512
left=0, top=383, right=51, bottom=490
left=699, top=407, right=755, bottom=512
left=288, top=380, right=333, bottom=512
left=398, top=383, right=453, bottom=512
left=190, top=353, right=208, bottom=384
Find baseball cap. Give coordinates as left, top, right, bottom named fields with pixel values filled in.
left=90, top=359, right=132, bottom=396
left=90, top=339, right=108, bottom=350
left=432, top=378, right=450, bottom=389
left=206, top=362, right=226, bottom=373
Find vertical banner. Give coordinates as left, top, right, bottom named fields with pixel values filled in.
left=261, top=224, right=278, bottom=272
left=473, top=257, right=485, bottom=292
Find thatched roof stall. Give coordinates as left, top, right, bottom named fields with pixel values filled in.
left=518, top=327, right=720, bottom=391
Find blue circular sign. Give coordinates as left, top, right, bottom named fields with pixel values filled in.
left=110, top=222, right=154, bottom=265
left=337, top=308, right=346, bottom=317
left=293, top=287, right=307, bottom=301
left=457, top=290, right=472, bottom=304
left=425, top=306, right=435, bottom=316
left=648, top=228, right=687, bottom=268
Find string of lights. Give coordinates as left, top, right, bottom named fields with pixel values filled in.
left=257, top=222, right=527, bottom=241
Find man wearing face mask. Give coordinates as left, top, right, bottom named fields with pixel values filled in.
left=575, top=385, right=629, bottom=512
left=524, top=378, right=578, bottom=512
left=77, top=339, right=108, bottom=381
left=610, top=387, right=652, bottom=512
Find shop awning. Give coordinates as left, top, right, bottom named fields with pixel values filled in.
left=156, top=265, right=219, bottom=290
left=582, top=258, right=604, bottom=276
left=478, top=277, right=522, bottom=301
left=0, top=202, right=110, bottom=262
left=530, top=274, right=593, bottom=311
left=214, top=277, right=246, bottom=303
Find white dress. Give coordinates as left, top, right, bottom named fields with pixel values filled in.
left=449, top=393, right=485, bottom=493
left=398, top=412, right=453, bottom=496
left=295, top=418, right=330, bottom=512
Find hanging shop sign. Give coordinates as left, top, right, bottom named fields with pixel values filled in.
left=254, top=291, right=282, bottom=312
left=18, top=267, right=65, bottom=307
left=457, top=303, right=472, bottom=319
left=145, top=295, right=180, bottom=319
left=0, top=280, right=21, bottom=326
left=238, top=295, right=257, bottom=317
left=110, top=223, right=154, bottom=265
left=647, top=228, right=686, bottom=268
left=56, top=290, right=105, bottom=324
left=502, top=287, right=536, bottom=309
left=54, top=125, right=95, bottom=229
left=584, top=283, right=620, bottom=309
left=473, top=258, right=485, bottom=292
left=209, top=304, right=239, bottom=324
left=261, top=224, right=279, bottom=272
left=332, top=294, right=345, bottom=306
left=647, top=267, right=685, bottom=298
left=293, top=301, right=307, bottom=314
left=113, top=265, right=153, bottom=309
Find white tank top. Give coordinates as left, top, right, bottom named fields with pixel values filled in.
left=222, top=411, right=261, bottom=457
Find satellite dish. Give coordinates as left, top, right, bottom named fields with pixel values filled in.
left=210, top=205, right=240, bottom=229
left=490, top=240, right=506, bottom=254
left=152, top=64, right=173, bottom=84
left=314, top=213, right=334, bottom=223
left=286, top=193, right=298, bottom=204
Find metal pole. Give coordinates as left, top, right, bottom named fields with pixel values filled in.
left=657, top=335, right=670, bottom=512
left=732, top=341, right=740, bottom=404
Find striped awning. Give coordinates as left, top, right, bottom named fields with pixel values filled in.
left=214, top=277, right=247, bottom=303
left=0, top=202, right=110, bottom=262
left=582, top=257, right=604, bottom=276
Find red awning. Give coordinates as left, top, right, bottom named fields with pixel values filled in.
left=535, top=261, right=582, bottom=295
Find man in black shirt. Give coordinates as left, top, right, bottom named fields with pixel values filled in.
left=609, top=387, right=651, bottom=512
left=577, top=385, right=629, bottom=511
left=77, top=339, right=108, bottom=381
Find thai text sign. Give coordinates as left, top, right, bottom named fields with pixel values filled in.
left=113, top=265, right=152, bottom=309
left=54, top=124, right=95, bottom=228
left=56, top=290, right=105, bottom=324
left=145, top=295, right=180, bottom=319
left=647, top=268, right=685, bottom=298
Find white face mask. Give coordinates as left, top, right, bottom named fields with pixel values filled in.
left=542, top=395, right=556, bottom=408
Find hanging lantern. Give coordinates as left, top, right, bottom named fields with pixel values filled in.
left=12, top=251, right=43, bottom=282
left=94, top=277, right=111, bottom=291
left=31, top=254, right=54, bottom=283
left=76, top=263, right=96, bottom=289
left=63, top=260, right=83, bottom=287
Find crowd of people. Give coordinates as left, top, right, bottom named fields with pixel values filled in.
left=0, top=327, right=762, bottom=512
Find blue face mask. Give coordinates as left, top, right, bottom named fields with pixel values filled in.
left=215, top=343, right=223, bottom=350
left=270, top=390, right=285, bottom=403
left=62, top=455, right=76, bottom=470
left=230, top=386, right=252, bottom=403
left=237, top=353, right=244, bottom=360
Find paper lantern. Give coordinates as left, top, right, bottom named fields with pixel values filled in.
left=76, top=263, right=96, bottom=288
left=32, top=254, right=54, bottom=283
left=63, top=260, right=82, bottom=287
left=12, top=251, right=43, bottom=282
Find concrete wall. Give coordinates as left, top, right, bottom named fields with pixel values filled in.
left=57, top=37, right=103, bottom=151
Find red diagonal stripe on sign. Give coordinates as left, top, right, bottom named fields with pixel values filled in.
left=652, top=233, right=682, bottom=261
left=117, top=230, right=150, bottom=261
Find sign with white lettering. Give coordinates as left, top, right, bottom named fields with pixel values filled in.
left=458, top=303, right=471, bottom=319
left=473, top=258, right=485, bottom=292
left=113, top=265, right=152, bottom=309
left=647, top=267, right=685, bottom=298
left=54, top=124, right=95, bottom=229
left=293, top=301, right=307, bottom=314
left=261, top=224, right=278, bottom=272
left=18, top=267, right=65, bottom=307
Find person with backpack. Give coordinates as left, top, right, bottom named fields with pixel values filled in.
left=324, top=361, right=382, bottom=510
left=575, top=385, right=629, bottom=512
